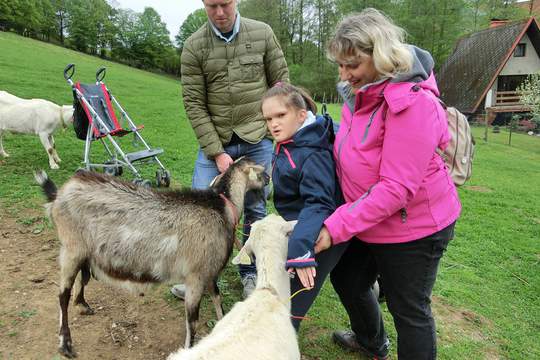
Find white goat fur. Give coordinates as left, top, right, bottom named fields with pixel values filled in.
left=168, top=214, right=301, bottom=360
left=0, top=90, right=73, bottom=169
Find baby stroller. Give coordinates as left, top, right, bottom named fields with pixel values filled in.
left=64, top=64, right=170, bottom=187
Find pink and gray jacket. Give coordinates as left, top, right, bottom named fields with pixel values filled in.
left=324, top=46, right=461, bottom=245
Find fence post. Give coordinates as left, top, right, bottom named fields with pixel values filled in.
left=484, top=111, right=489, bottom=142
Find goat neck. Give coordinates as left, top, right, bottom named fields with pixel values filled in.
left=219, top=193, right=239, bottom=227
left=223, top=171, right=250, bottom=223
left=255, top=249, right=291, bottom=308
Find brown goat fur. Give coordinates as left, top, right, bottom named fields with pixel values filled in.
left=35, top=158, right=268, bottom=358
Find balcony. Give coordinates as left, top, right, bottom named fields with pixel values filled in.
left=489, top=90, right=531, bottom=113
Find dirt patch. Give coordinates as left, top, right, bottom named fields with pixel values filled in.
left=0, top=208, right=502, bottom=360
left=463, top=185, right=493, bottom=193
left=0, top=209, right=216, bottom=360
left=432, top=296, right=501, bottom=359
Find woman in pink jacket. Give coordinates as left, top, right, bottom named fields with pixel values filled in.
left=315, top=8, right=461, bottom=360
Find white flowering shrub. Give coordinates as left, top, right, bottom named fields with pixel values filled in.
left=518, top=73, right=540, bottom=132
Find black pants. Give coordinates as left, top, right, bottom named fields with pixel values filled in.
left=290, top=242, right=348, bottom=330
left=330, top=222, right=455, bottom=360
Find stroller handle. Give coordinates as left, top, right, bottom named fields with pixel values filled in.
left=64, top=63, right=75, bottom=80
left=96, top=67, right=106, bottom=82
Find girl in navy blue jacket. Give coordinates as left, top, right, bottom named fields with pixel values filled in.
left=261, top=83, right=347, bottom=330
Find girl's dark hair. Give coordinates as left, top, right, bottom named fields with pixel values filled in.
left=262, top=82, right=317, bottom=114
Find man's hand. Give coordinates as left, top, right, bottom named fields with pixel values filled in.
left=314, top=226, right=332, bottom=254
left=289, top=267, right=316, bottom=289
left=215, top=153, right=234, bottom=173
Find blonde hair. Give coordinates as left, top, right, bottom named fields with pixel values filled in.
left=327, top=8, right=413, bottom=78
left=262, top=83, right=317, bottom=114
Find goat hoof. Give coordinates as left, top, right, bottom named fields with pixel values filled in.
left=59, top=343, right=76, bottom=358
left=78, top=306, right=94, bottom=316
left=50, top=164, right=60, bottom=170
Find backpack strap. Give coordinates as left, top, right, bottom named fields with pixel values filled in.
left=321, top=102, right=328, bottom=116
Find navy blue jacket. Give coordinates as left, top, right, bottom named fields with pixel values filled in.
left=272, top=114, right=340, bottom=268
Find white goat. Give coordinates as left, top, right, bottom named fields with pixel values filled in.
left=168, top=214, right=301, bottom=360
left=34, top=157, right=269, bottom=359
left=0, top=90, right=23, bottom=105
left=0, top=91, right=73, bottom=169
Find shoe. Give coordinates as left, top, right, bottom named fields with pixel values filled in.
left=171, top=284, right=186, bottom=300
left=241, top=274, right=257, bottom=299
left=332, top=330, right=389, bottom=359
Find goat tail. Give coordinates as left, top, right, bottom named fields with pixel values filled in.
left=34, top=170, right=57, bottom=203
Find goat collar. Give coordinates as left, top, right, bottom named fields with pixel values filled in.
left=219, top=193, right=239, bottom=227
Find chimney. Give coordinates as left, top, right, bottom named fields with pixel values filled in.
left=490, top=18, right=510, bottom=28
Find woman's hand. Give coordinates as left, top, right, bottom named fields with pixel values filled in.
left=289, top=267, right=317, bottom=289
left=315, top=226, right=332, bottom=254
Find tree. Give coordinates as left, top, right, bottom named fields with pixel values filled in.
left=518, top=73, right=540, bottom=130
left=111, top=8, right=139, bottom=63
left=65, top=0, right=114, bottom=53
left=175, top=8, right=207, bottom=49
left=131, top=7, right=172, bottom=69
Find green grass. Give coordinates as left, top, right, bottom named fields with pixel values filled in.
left=1, top=32, right=539, bottom=359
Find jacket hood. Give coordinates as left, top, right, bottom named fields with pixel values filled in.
left=289, top=114, right=334, bottom=151
left=392, top=45, right=434, bottom=84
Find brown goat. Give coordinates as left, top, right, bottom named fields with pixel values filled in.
left=35, top=158, right=268, bottom=358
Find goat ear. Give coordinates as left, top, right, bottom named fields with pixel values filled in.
left=248, top=168, right=257, bottom=181
left=284, top=220, right=297, bottom=237
left=232, top=244, right=253, bottom=265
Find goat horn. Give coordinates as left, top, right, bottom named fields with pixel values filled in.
left=209, top=173, right=224, bottom=188
left=233, top=156, right=246, bottom=164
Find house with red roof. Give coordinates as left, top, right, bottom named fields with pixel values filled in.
left=437, top=18, right=540, bottom=122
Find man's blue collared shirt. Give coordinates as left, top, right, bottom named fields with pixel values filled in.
left=209, top=12, right=241, bottom=43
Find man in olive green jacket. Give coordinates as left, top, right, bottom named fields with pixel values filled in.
left=173, top=0, right=289, bottom=299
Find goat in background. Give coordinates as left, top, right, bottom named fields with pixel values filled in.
left=34, top=157, right=269, bottom=358
left=0, top=90, right=73, bottom=169
left=168, top=214, right=301, bottom=360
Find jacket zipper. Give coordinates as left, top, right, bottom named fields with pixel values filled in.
left=337, top=93, right=362, bottom=165
left=348, top=184, right=376, bottom=211
left=400, top=208, right=408, bottom=223
left=361, top=102, right=384, bottom=144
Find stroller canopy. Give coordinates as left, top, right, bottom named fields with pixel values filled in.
left=73, top=83, right=124, bottom=140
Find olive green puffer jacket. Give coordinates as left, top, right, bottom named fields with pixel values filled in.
left=181, top=17, right=289, bottom=157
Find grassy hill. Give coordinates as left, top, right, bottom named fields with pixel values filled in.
left=1, top=31, right=539, bottom=359
left=0, top=31, right=196, bottom=205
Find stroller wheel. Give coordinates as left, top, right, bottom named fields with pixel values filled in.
left=133, top=178, right=151, bottom=188
left=156, top=170, right=171, bottom=188
left=104, top=161, right=123, bottom=176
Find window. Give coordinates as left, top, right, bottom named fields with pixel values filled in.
left=514, top=43, right=526, bottom=57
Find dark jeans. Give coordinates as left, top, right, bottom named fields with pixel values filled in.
left=290, top=242, right=348, bottom=330
left=330, top=222, right=455, bottom=360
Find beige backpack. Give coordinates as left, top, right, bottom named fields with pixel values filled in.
left=437, top=106, right=475, bottom=186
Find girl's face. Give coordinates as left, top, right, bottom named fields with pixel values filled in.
left=338, top=53, right=379, bottom=89
left=262, top=96, right=307, bottom=143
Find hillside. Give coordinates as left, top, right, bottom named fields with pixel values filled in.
left=1, top=31, right=539, bottom=360
left=0, top=31, right=196, bottom=197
